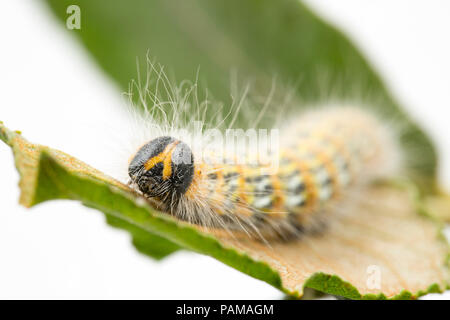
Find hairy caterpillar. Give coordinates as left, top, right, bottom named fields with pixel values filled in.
left=119, top=63, right=401, bottom=241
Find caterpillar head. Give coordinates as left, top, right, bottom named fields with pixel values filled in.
left=128, top=136, right=194, bottom=200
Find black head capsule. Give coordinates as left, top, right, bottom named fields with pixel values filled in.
left=128, top=136, right=194, bottom=199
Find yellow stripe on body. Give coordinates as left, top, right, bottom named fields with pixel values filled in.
left=267, top=172, right=287, bottom=219
left=299, top=131, right=339, bottom=198
left=283, top=148, right=318, bottom=213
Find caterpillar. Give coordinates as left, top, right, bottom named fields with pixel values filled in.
left=126, top=98, right=400, bottom=241
left=108, top=60, right=402, bottom=241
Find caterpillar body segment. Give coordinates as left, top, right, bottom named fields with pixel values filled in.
left=128, top=108, right=400, bottom=240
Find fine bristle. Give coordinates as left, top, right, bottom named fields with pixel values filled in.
left=105, top=60, right=403, bottom=243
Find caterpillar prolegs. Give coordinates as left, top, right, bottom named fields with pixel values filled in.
left=127, top=107, right=400, bottom=241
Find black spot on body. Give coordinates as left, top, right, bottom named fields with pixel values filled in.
left=224, top=172, right=239, bottom=180
left=208, top=173, right=218, bottom=180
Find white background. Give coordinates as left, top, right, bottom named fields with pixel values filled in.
left=0, top=0, right=449, bottom=299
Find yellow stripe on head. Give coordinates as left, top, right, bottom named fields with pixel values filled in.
left=144, top=140, right=180, bottom=180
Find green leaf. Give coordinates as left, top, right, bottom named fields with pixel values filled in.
left=43, top=0, right=437, bottom=189
left=2, top=122, right=448, bottom=299
left=0, top=121, right=178, bottom=260
left=103, top=215, right=180, bottom=260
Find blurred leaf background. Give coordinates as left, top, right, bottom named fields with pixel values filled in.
left=44, top=0, right=438, bottom=189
